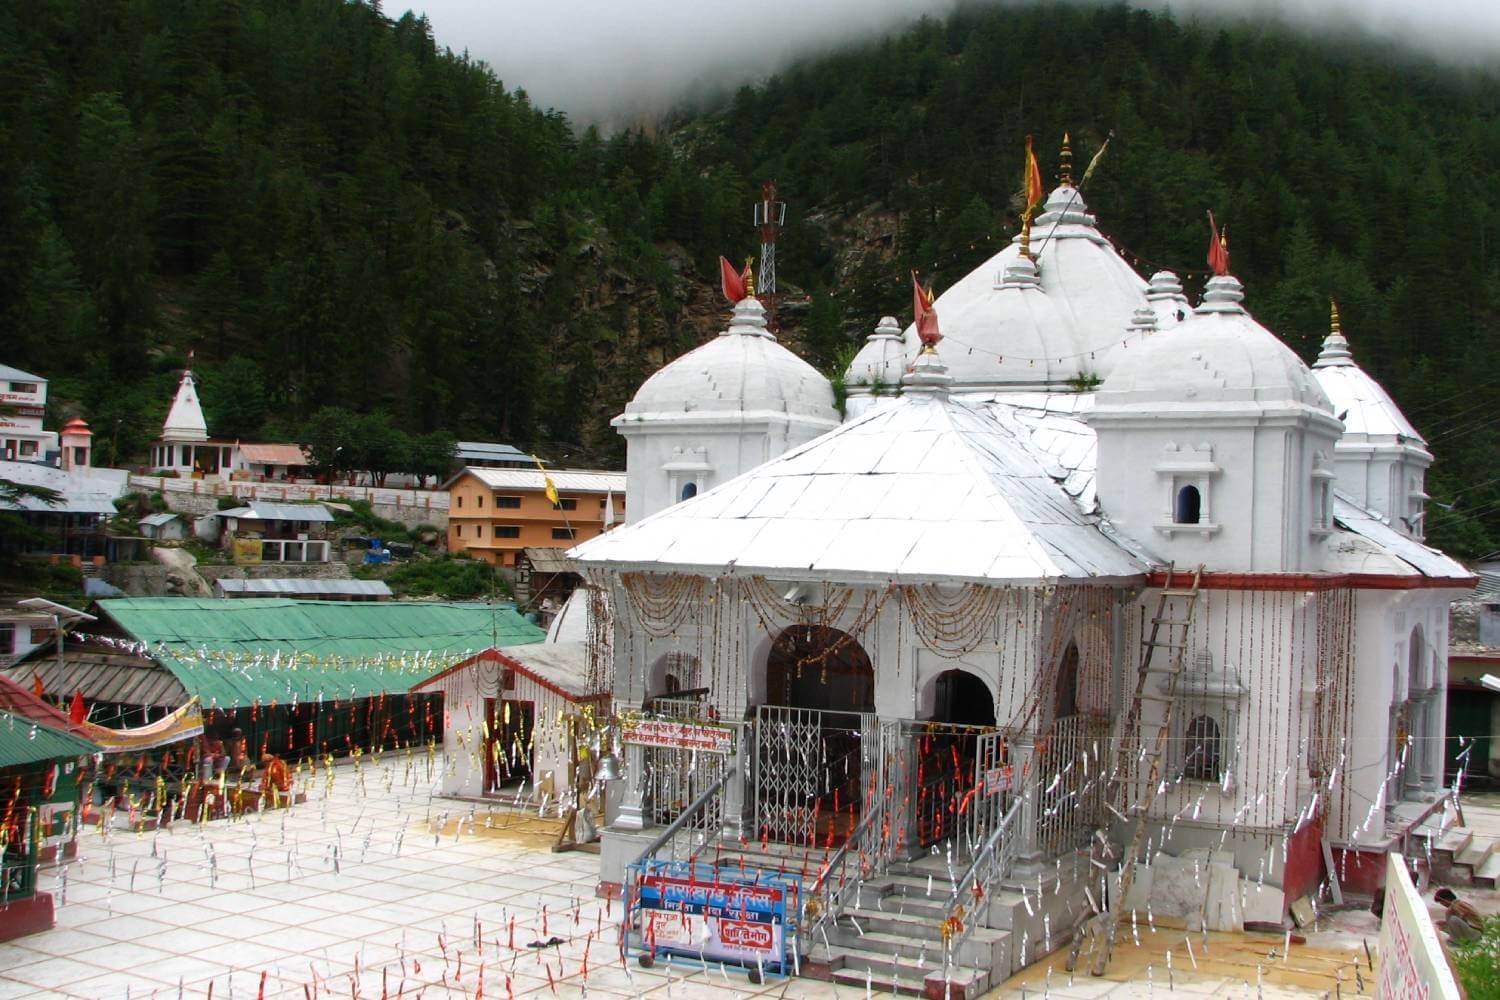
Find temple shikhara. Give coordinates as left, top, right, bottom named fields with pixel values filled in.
left=565, top=141, right=1474, bottom=993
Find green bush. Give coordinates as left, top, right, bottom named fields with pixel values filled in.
left=330, top=498, right=411, bottom=543
left=1453, top=917, right=1500, bottom=1000
left=216, top=495, right=242, bottom=511
left=371, top=555, right=511, bottom=600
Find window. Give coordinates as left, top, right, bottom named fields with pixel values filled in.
left=19, top=440, right=37, bottom=457
left=551, top=527, right=576, bottom=540
left=456, top=524, right=463, bottom=538
left=1174, top=485, right=1201, bottom=524
left=495, top=526, right=520, bottom=539
left=1182, top=715, right=1222, bottom=782
left=495, top=495, right=521, bottom=509
left=30, top=627, right=54, bottom=645
left=477, top=494, right=485, bottom=508
left=456, top=495, right=463, bottom=508
left=0, top=624, right=12, bottom=655
left=476, top=524, right=484, bottom=538
left=553, top=498, right=577, bottom=511
left=9, top=382, right=37, bottom=393
left=72, top=447, right=88, bottom=466
left=680, top=482, right=698, bottom=501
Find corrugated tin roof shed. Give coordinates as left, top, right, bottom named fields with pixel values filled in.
left=81, top=598, right=546, bottom=710
left=238, top=443, right=310, bottom=465
left=0, top=710, right=98, bottom=768
left=138, top=513, right=181, bottom=527
left=522, top=548, right=577, bottom=574
left=213, top=578, right=392, bottom=598
left=213, top=502, right=334, bottom=522
left=455, top=441, right=534, bottom=462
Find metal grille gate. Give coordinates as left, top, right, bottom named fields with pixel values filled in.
left=642, top=698, right=732, bottom=831
left=1036, top=713, right=1109, bottom=855
left=910, top=722, right=1007, bottom=853
left=755, top=705, right=873, bottom=846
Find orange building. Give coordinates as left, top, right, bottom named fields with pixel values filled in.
left=443, top=467, right=626, bottom=567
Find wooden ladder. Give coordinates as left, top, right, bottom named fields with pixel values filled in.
left=1071, top=563, right=1204, bottom=977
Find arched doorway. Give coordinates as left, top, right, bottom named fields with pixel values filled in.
left=757, top=625, right=875, bottom=846
left=916, top=668, right=999, bottom=849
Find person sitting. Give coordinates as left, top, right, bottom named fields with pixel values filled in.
left=199, top=734, right=229, bottom=778
left=259, top=753, right=291, bottom=807
left=227, top=728, right=248, bottom=770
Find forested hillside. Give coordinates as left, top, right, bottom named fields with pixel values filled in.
left=3, top=1, right=1498, bottom=555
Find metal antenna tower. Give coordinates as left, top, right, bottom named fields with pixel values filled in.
left=754, top=181, right=786, bottom=331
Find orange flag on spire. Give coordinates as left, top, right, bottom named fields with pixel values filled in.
left=1024, top=135, right=1045, bottom=217
left=718, top=256, right=747, bottom=304
left=912, top=272, right=941, bottom=350
left=1207, top=211, right=1230, bottom=277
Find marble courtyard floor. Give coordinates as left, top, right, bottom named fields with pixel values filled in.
left=0, top=760, right=1366, bottom=998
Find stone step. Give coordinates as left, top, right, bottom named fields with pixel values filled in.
left=844, top=905, right=956, bottom=940
left=1457, top=838, right=1496, bottom=868
left=831, top=957, right=986, bottom=999
left=1475, top=852, right=1500, bottom=888
left=1435, top=826, right=1473, bottom=856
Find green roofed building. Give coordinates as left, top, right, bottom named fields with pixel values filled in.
left=5, top=598, right=545, bottom=761
left=0, top=708, right=98, bottom=941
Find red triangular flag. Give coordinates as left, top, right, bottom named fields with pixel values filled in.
left=719, top=256, right=746, bottom=304
left=31, top=676, right=44, bottom=699
left=70, top=690, right=86, bottom=724
left=1207, top=211, right=1230, bottom=277
left=912, top=272, right=942, bottom=349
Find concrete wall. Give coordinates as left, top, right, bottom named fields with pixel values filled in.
left=128, top=475, right=447, bottom=529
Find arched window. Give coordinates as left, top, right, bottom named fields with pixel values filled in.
left=1175, top=485, right=1202, bottom=525
left=1183, top=714, right=1222, bottom=782
left=680, top=482, right=697, bottom=501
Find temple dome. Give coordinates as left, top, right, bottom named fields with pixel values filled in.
left=620, top=298, right=837, bottom=425
left=161, top=369, right=209, bottom=443
left=1097, top=276, right=1333, bottom=412
left=901, top=184, right=1149, bottom=387
left=1311, top=324, right=1426, bottom=446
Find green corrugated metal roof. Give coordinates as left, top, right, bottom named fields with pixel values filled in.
left=96, top=598, right=546, bottom=711
left=0, top=710, right=98, bottom=768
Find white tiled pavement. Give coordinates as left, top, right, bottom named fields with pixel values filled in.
left=0, top=760, right=1345, bottom=998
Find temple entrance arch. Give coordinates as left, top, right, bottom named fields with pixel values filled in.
left=755, top=624, right=876, bottom=847
left=914, top=667, right=1003, bottom=851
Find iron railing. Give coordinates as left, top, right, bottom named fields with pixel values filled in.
left=940, top=786, right=1027, bottom=985
left=800, top=793, right=890, bottom=953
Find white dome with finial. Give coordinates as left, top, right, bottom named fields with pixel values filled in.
left=899, top=138, right=1149, bottom=387
left=1145, top=271, right=1192, bottom=328
left=1311, top=307, right=1426, bottom=445
left=620, top=297, right=837, bottom=423
left=162, top=369, right=209, bottom=443
left=1097, top=275, right=1332, bottom=410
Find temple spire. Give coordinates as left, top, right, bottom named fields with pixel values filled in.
left=1059, top=132, right=1074, bottom=187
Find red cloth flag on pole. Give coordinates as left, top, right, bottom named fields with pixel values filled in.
left=31, top=676, right=44, bottom=699
left=1024, top=135, right=1045, bottom=217
left=719, top=256, right=748, bottom=304
left=912, top=272, right=942, bottom=350
left=1207, top=211, right=1230, bottom=277
left=70, top=690, right=86, bottom=724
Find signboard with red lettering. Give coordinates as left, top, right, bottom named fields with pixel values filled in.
left=1374, top=853, right=1461, bottom=999
left=622, top=717, right=735, bottom=755
left=983, top=765, right=1013, bottom=795
left=628, top=862, right=799, bottom=974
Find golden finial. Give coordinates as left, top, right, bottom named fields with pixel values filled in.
left=744, top=256, right=755, bottom=298
left=1059, top=132, right=1074, bottom=187
left=1330, top=299, right=1341, bottom=336
left=1020, top=215, right=1033, bottom=261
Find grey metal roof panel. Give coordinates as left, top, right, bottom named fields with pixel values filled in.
left=0, top=364, right=46, bottom=383
left=214, top=578, right=391, bottom=597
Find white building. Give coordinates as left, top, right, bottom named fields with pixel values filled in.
left=0, top=364, right=59, bottom=464
left=148, top=368, right=309, bottom=481
left=568, top=159, right=1472, bottom=991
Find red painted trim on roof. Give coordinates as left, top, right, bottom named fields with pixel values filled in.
left=1144, top=570, right=1477, bottom=592
left=410, top=647, right=601, bottom=703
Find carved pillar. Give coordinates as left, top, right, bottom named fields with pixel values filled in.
left=613, top=743, right=648, bottom=831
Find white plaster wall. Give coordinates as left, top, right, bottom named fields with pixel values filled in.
left=436, top=667, right=576, bottom=800
left=619, top=415, right=834, bottom=525
left=1094, top=415, right=1339, bottom=573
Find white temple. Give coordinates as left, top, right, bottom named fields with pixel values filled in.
left=570, top=152, right=1472, bottom=992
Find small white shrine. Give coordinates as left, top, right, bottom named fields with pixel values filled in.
left=570, top=148, right=1472, bottom=991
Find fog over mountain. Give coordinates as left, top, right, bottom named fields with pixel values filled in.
left=409, top=0, right=1500, bottom=126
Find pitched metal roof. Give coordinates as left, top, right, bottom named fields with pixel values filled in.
left=455, top=441, right=534, bottom=461
left=87, top=598, right=546, bottom=710
left=0, top=364, right=46, bottom=383
left=572, top=391, right=1148, bottom=585
left=0, top=710, right=98, bottom=768
left=238, top=443, right=310, bottom=465
left=213, top=501, right=334, bottom=522
left=138, top=513, right=181, bottom=527
left=1331, top=494, right=1472, bottom=580
left=445, top=467, right=625, bottom=494
left=412, top=642, right=599, bottom=701
left=0, top=460, right=124, bottom=514
left=213, top=578, right=392, bottom=597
